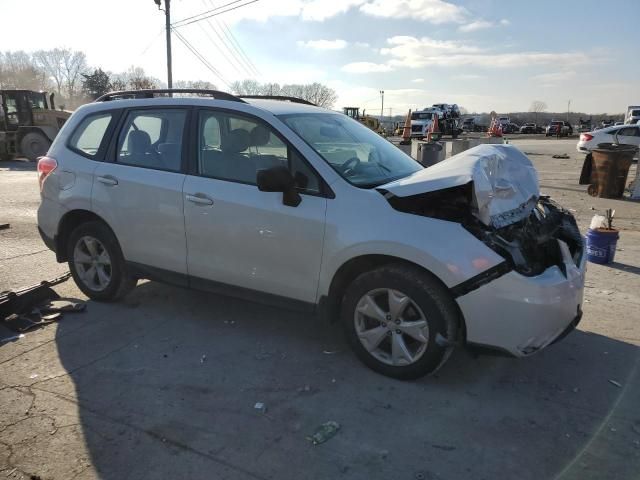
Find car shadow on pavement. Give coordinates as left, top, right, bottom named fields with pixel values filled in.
left=33, top=280, right=640, bottom=480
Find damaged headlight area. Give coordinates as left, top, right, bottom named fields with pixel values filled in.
left=382, top=184, right=583, bottom=278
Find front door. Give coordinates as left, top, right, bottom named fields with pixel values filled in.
left=92, top=107, right=189, bottom=277
left=183, top=109, right=327, bottom=304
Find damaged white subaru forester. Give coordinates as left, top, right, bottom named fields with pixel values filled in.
left=37, top=90, right=586, bottom=379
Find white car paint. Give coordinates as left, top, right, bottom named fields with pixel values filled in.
left=38, top=95, right=585, bottom=361
left=577, top=124, right=640, bottom=152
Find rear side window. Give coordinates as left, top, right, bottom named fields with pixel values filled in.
left=68, top=112, right=113, bottom=158
left=116, top=109, right=187, bottom=172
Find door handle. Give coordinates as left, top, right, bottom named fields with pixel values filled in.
left=97, top=175, right=118, bottom=186
left=186, top=193, right=214, bottom=206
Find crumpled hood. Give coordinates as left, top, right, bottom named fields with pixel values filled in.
left=379, top=144, right=540, bottom=228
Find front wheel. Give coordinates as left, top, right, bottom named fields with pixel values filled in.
left=67, top=221, right=137, bottom=301
left=341, top=264, right=460, bottom=380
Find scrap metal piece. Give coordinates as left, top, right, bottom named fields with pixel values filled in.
left=0, top=272, right=71, bottom=320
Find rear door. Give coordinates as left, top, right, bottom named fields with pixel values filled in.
left=182, top=108, right=328, bottom=304
left=91, top=107, right=189, bottom=278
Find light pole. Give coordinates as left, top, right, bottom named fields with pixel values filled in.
left=567, top=99, right=571, bottom=123
left=380, top=90, right=384, bottom=120
left=155, top=0, right=173, bottom=88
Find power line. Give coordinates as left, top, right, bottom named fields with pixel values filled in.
left=171, top=28, right=230, bottom=87
left=196, top=0, right=254, bottom=78
left=172, top=0, right=260, bottom=28
left=217, top=18, right=260, bottom=77
left=196, top=21, right=246, bottom=76
left=172, top=0, right=245, bottom=26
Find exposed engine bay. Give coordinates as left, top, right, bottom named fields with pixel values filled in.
left=382, top=183, right=583, bottom=278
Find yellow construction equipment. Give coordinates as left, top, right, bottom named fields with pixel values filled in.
left=342, top=107, right=385, bottom=135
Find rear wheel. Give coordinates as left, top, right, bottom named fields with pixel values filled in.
left=341, top=264, right=459, bottom=380
left=67, top=221, right=137, bottom=301
left=20, top=132, right=50, bottom=161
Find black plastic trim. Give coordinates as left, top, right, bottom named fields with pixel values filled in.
left=450, top=261, right=512, bottom=298
left=126, top=261, right=316, bottom=313
left=239, top=95, right=316, bottom=106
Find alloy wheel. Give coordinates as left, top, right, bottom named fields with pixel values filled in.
left=73, top=236, right=112, bottom=291
left=354, top=288, right=429, bottom=366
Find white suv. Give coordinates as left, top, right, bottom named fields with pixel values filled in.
left=37, top=89, right=586, bottom=379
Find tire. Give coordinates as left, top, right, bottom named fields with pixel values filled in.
left=67, top=221, right=137, bottom=301
left=20, top=132, right=50, bottom=161
left=341, top=264, right=460, bottom=380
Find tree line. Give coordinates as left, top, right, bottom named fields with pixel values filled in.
left=0, top=48, right=339, bottom=110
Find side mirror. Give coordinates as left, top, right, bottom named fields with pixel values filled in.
left=256, top=166, right=301, bottom=207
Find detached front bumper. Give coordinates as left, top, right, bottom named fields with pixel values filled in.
left=456, top=241, right=586, bottom=357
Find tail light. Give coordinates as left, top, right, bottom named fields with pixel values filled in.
left=580, top=133, right=593, bottom=142
left=37, top=156, right=58, bottom=191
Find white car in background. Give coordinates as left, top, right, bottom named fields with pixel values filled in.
left=577, top=124, right=640, bottom=153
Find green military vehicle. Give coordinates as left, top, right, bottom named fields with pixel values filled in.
left=0, top=90, right=71, bottom=161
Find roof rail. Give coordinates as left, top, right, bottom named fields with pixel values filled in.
left=238, top=95, right=316, bottom=106
left=94, top=89, right=245, bottom=103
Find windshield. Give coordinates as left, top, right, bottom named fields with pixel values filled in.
left=411, top=112, right=434, bottom=120
left=279, top=112, right=422, bottom=188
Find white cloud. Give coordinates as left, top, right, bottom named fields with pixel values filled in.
left=355, top=42, right=370, bottom=48
left=301, top=0, right=367, bottom=21
left=360, top=0, right=469, bottom=24
left=458, top=18, right=511, bottom=32
left=341, top=62, right=394, bottom=73
left=379, top=36, right=591, bottom=69
left=532, top=71, right=576, bottom=83
left=412, top=78, right=425, bottom=83
left=297, top=39, right=348, bottom=50
left=453, top=74, right=486, bottom=80
left=458, top=20, right=493, bottom=32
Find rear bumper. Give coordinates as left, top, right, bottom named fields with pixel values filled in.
left=456, top=241, right=586, bottom=357
left=38, top=226, right=56, bottom=253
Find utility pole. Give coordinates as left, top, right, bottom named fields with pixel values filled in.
left=567, top=99, right=571, bottom=122
left=380, top=90, right=384, bottom=120
left=155, top=0, right=173, bottom=88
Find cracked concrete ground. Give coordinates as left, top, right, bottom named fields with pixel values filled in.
left=1, top=138, right=639, bottom=480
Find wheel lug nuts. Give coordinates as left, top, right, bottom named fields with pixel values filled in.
left=381, top=323, right=387, bottom=328
left=387, top=331, right=392, bottom=336
left=395, top=329, right=401, bottom=334
left=395, top=319, right=401, bottom=325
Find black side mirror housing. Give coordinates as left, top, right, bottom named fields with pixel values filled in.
left=256, top=166, right=301, bottom=207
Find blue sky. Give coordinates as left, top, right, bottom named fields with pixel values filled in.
left=2, top=0, right=638, bottom=113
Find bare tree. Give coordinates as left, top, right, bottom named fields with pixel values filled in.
left=174, top=80, right=217, bottom=90
left=529, top=100, right=547, bottom=125
left=229, top=79, right=262, bottom=95
left=0, top=51, right=49, bottom=90
left=125, top=66, right=159, bottom=90
left=300, top=82, right=337, bottom=108
left=33, top=48, right=66, bottom=95
left=61, top=49, right=88, bottom=101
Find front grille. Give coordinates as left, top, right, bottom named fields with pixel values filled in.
left=411, top=125, right=422, bottom=132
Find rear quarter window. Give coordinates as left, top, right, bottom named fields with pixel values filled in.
left=68, top=112, right=114, bottom=158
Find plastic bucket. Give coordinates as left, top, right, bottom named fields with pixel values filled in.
left=585, top=228, right=619, bottom=264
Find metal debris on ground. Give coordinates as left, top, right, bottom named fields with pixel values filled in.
left=254, top=402, right=267, bottom=413
left=322, top=350, right=339, bottom=355
left=0, top=333, right=25, bottom=343
left=307, top=421, right=340, bottom=445
left=0, top=223, right=10, bottom=230
left=608, top=379, right=622, bottom=388
left=200, top=354, right=207, bottom=363
left=552, top=154, right=570, bottom=159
